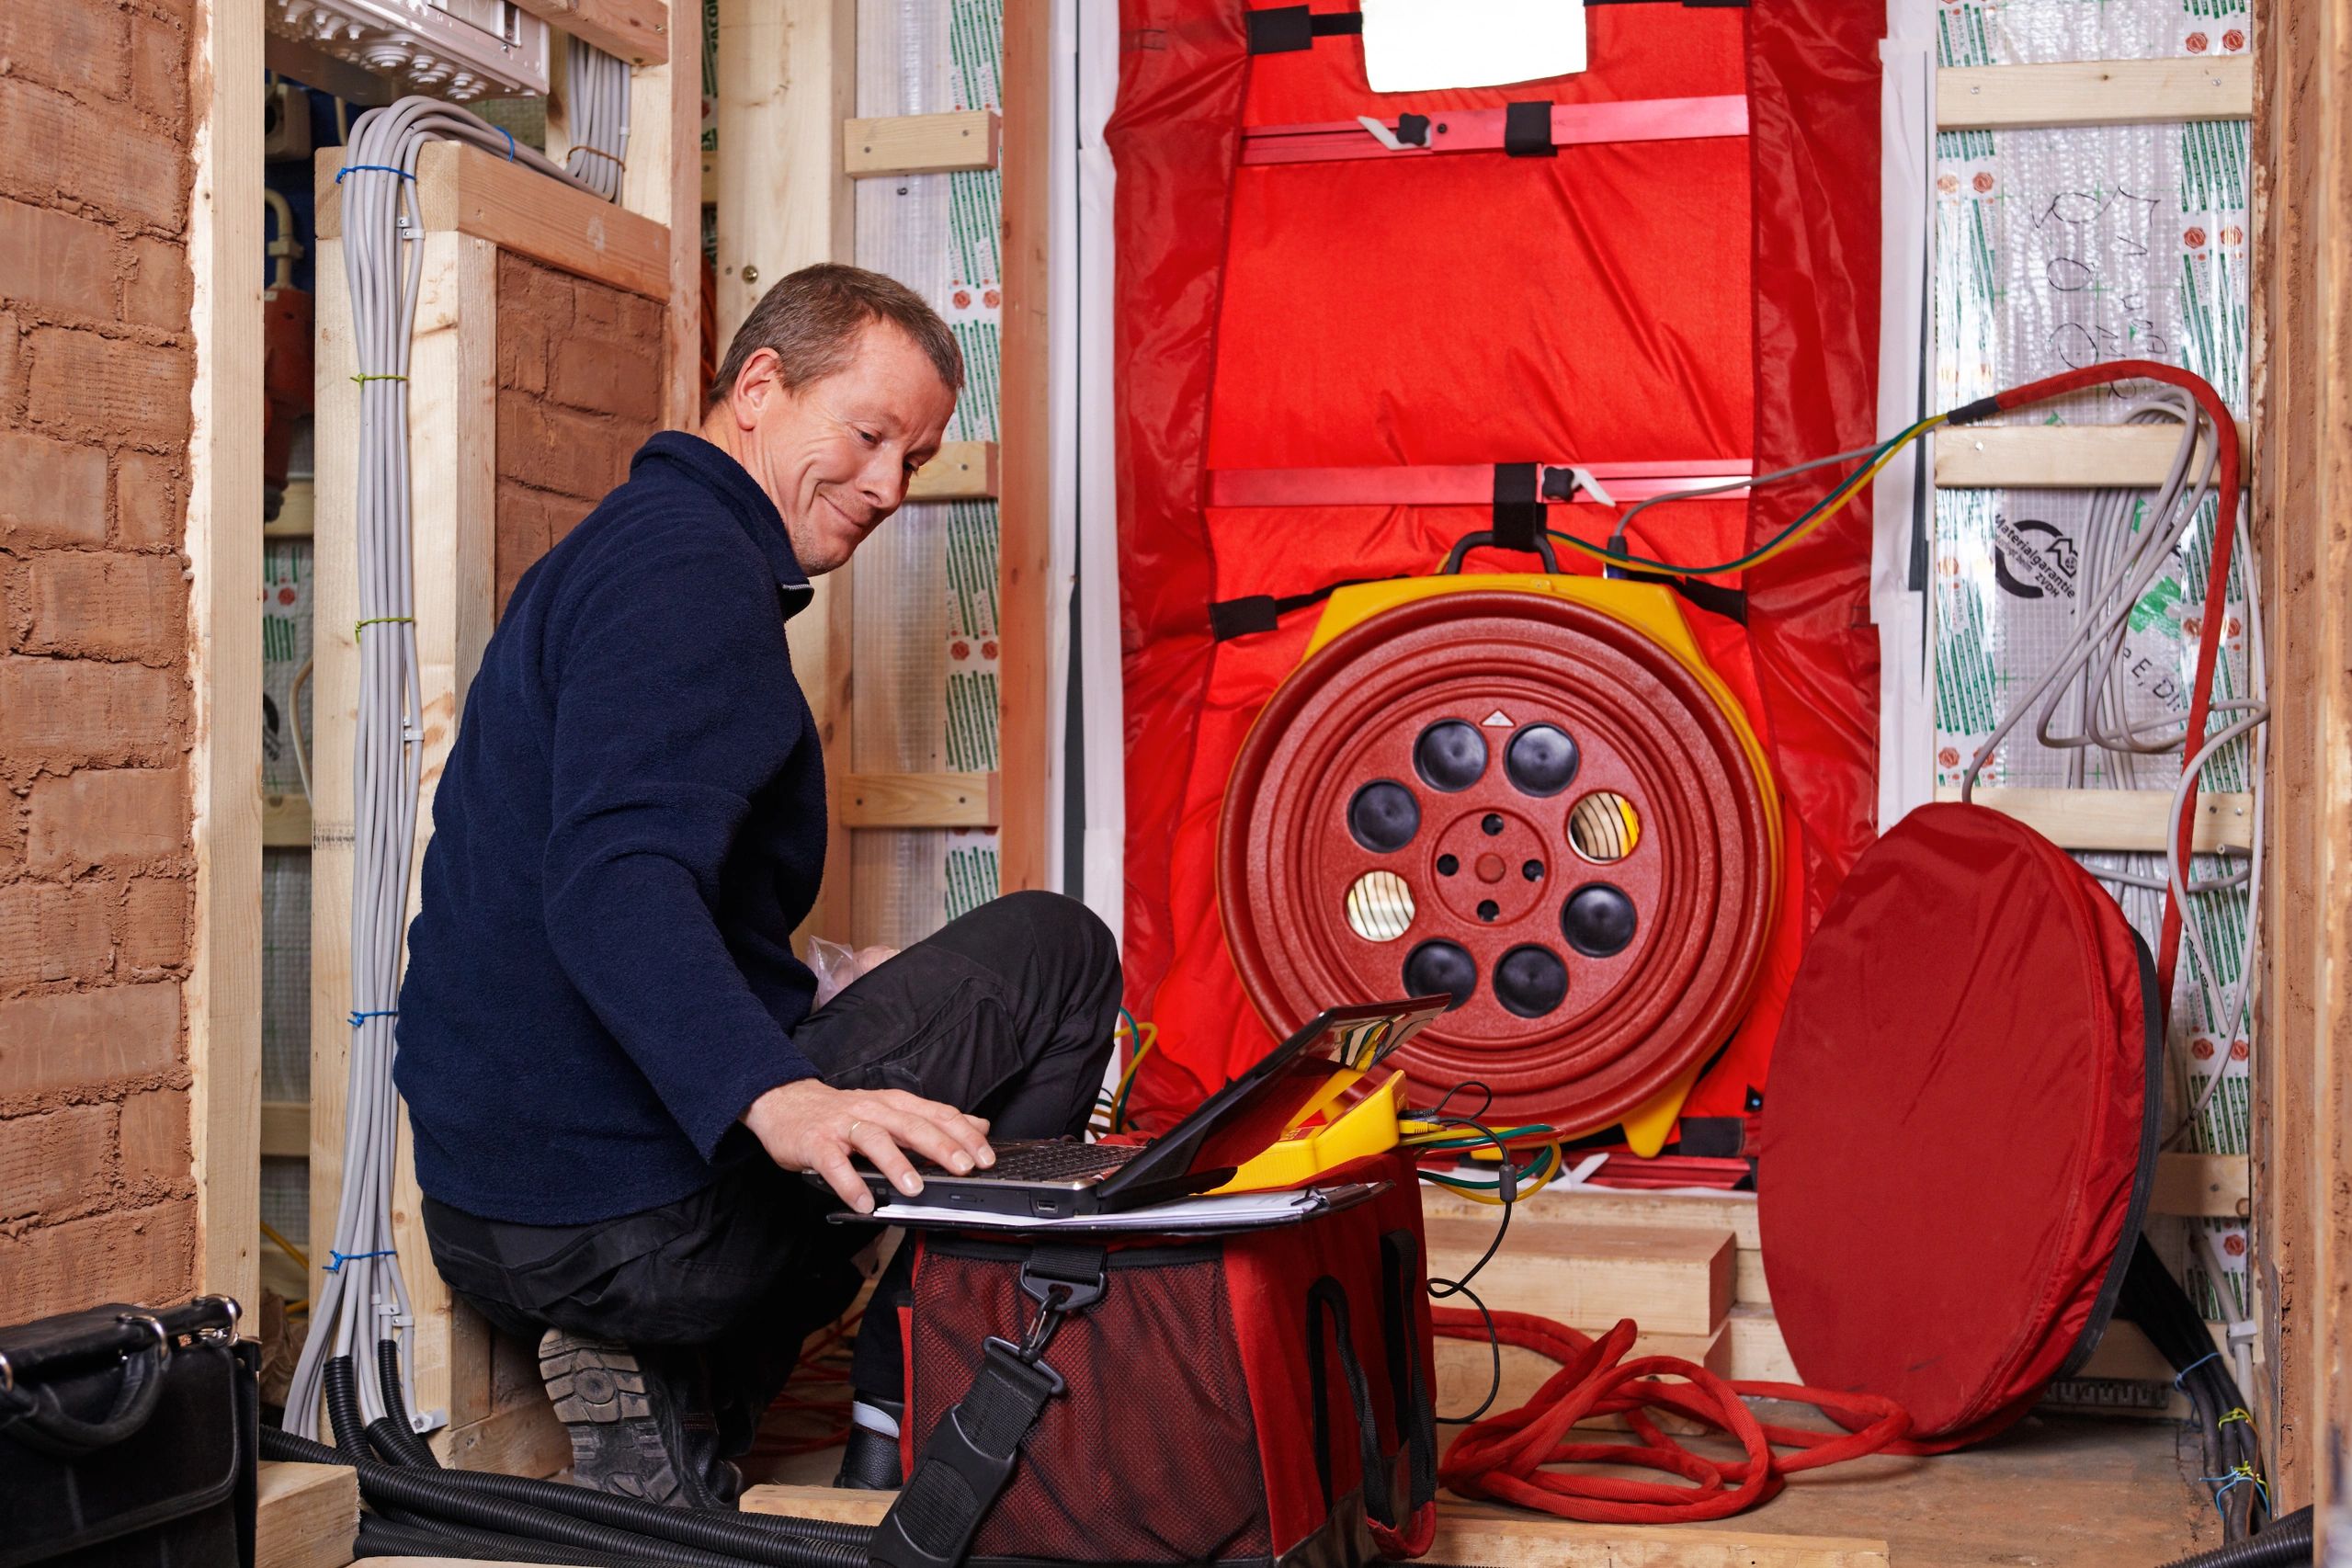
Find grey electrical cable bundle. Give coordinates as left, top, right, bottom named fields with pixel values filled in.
left=564, top=38, right=633, bottom=202
left=286, top=98, right=599, bottom=1443
left=1957, top=395, right=2269, bottom=1152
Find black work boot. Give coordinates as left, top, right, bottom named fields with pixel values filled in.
left=834, top=1395, right=905, bottom=1490
left=540, top=1330, right=730, bottom=1508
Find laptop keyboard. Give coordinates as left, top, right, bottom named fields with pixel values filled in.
left=927, top=1140, right=1147, bottom=1181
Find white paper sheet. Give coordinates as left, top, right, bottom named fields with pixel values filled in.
left=1359, top=0, right=1585, bottom=94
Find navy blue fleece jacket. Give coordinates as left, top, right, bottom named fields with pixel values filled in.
left=395, top=432, right=826, bottom=1225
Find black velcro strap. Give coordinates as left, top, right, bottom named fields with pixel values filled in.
left=872, top=1345, right=1062, bottom=1568
left=1503, top=101, right=1555, bottom=157
left=1491, top=464, right=1541, bottom=553
left=1305, top=1278, right=1392, bottom=1527
left=1245, top=6, right=1363, bottom=52
left=1378, top=1232, right=1439, bottom=1515
left=1210, top=575, right=1390, bottom=642
left=1613, top=566, right=1749, bottom=626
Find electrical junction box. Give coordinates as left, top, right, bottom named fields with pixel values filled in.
left=267, top=0, right=551, bottom=102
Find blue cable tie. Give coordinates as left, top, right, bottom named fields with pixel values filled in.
left=324, top=1248, right=398, bottom=1274
left=348, top=1008, right=399, bottom=1028
left=335, top=164, right=416, bottom=184
left=2175, top=1349, right=2221, bottom=1388
left=498, top=125, right=517, bottom=161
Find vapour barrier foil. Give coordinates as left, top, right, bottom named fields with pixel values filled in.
left=849, top=0, right=1005, bottom=949
left=1927, top=0, right=2253, bottom=1333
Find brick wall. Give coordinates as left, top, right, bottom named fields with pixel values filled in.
left=0, top=0, right=198, bottom=1323
left=494, top=253, right=665, bottom=615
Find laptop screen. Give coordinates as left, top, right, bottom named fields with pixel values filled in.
left=1108, top=997, right=1449, bottom=1197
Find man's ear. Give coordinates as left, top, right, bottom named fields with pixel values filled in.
left=728, top=348, right=783, bottom=431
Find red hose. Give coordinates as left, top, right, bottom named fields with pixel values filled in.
left=1432, top=1308, right=1910, bottom=1523
left=1950, top=358, right=2242, bottom=1017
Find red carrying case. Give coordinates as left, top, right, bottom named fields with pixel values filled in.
left=871, top=1159, right=1438, bottom=1568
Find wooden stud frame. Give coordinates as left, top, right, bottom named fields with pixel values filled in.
left=188, top=0, right=267, bottom=1316
left=2252, top=0, right=2350, bottom=1529
left=305, top=6, right=698, bottom=1469
left=1937, top=56, right=2255, bottom=131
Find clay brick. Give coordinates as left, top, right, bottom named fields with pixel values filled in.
left=0, top=80, right=186, bottom=231
left=0, top=658, right=181, bottom=763
left=0, top=311, right=22, bottom=417
left=494, top=482, right=551, bottom=617
left=545, top=494, right=594, bottom=550
left=124, top=235, right=190, bottom=333
left=0, top=881, right=115, bottom=992
left=497, top=394, right=629, bottom=500
left=0, top=1199, right=195, bottom=1323
left=117, top=1086, right=187, bottom=1191
left=0, top=983, right=181, bottom=1100
left=0, top=430, right=108, bottom=548
left=119, top=875, right=187, bottom=975
left=498, top=311, right=550, bottom=395
left=130, top=14, right=187, bottom=131
left=617, top=292, right=666, bottom=344
left=0, top=198, right=121, bottom=320
left=27, top=768, right=185, bottom=875
left=21, top=551, right=186, bottom=664
left=114, top=449, right=185, bottom=550
left=574, top=284, right=623, bottom=333
left=551, top=338, right=661, bottom=423
left=0, top=1105, right=114, bottom=1223
left=0, top=6, right=132, bottom=105
left=25, top=327, right=193, bottom=447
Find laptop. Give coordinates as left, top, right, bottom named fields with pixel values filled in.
left=829, top=996, right=1448, bottom=1219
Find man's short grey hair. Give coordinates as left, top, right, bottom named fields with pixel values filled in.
left=709, top=263, right=964, bottom=409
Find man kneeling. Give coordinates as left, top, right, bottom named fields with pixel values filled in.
left=392, top=264, right=1118, bottom=1506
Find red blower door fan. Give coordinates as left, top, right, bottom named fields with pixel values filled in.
left=1218, top=580, right=1781, bottom=1146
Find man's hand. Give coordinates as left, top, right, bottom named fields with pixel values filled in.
left=744, top=1078, right=994, bottom=1213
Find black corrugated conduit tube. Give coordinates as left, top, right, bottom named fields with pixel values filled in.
left=353, top=1510, right=683, bottom=1566
left=2154, top=1507, right=2312, bottom=1568
left=373, top=1339, right=444, bottom=1467
left=263, top=1418, right=873, bottom=1567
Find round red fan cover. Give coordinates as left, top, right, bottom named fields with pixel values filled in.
left=1758, top=802, right=2159, bottom=1447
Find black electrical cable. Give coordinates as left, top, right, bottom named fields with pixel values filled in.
left=2153, top=1506, right=2312, bottom=1568
left=2119, top=1238, right=2271, bottom=1541
left=1416, top=1111, right=1516, bottom=1426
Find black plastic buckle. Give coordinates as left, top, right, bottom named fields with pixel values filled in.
left=1018, top=1259, right=1107, bottom=1316
left=981, top=1332, right=1068, bottom=1397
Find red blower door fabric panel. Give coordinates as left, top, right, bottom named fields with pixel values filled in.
left=1109, top=3, right=1884, bottom=1126
left=1757, top=804, right=2158, bottom=1447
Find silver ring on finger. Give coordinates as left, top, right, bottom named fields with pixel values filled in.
left=847, top=1119, right=867, bottom=1141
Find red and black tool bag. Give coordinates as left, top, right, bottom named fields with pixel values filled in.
left=877, top=1170, right=1438, bottom=1568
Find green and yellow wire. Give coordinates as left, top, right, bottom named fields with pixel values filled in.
left=1548, top=414, right=1947, bottom=579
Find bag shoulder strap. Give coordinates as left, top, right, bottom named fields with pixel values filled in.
left=871, top=1244, right=1108, bottom=1568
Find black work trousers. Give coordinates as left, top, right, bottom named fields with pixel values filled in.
left=418, top=890, right=1122, bottom=1458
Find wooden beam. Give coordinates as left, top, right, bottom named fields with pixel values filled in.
left=843, top=771, right=999, bottom=829
left=1937, top=56, right=2255, bottom=131
left=256, top=1461, right=358, bottom=1568
left=2254, top=0, right=2335, bottom=1519
left=1725, top=1303, right=1799, bottom=1382
left=267, top=479, right=314, bottom=539
left=843, top=110, right=1001, bottom=177
left=1932, top=785, right=2255, bottom=854
left=620, top=1, right=704, bottom=426
left=437, top=1395, right=572, bottom=1479
left=261, top=1100, right=308, bottom=1160
left=314, top=142, right=670, bottom=301
left=718, top=0, right=858, bottom=955
left=188, top=0, right=266, bottom=1323
left=2155, top=1151, right=2253, bottom=1220
left=996, top=2, right=1051, bottom=897
left=1426, top=1218, right=1733, bottom=1337
left=263, top=791, right=311, bottom=849
left=310, top=233, right=501, bottom=1438
left=739, top=1484, right=1891, bottom=1568
left=510, top=0, right=672, bottom=65
left=907, top=440, right=1000, bottom=501
left=1935, top=422, right=2253, bottom=490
